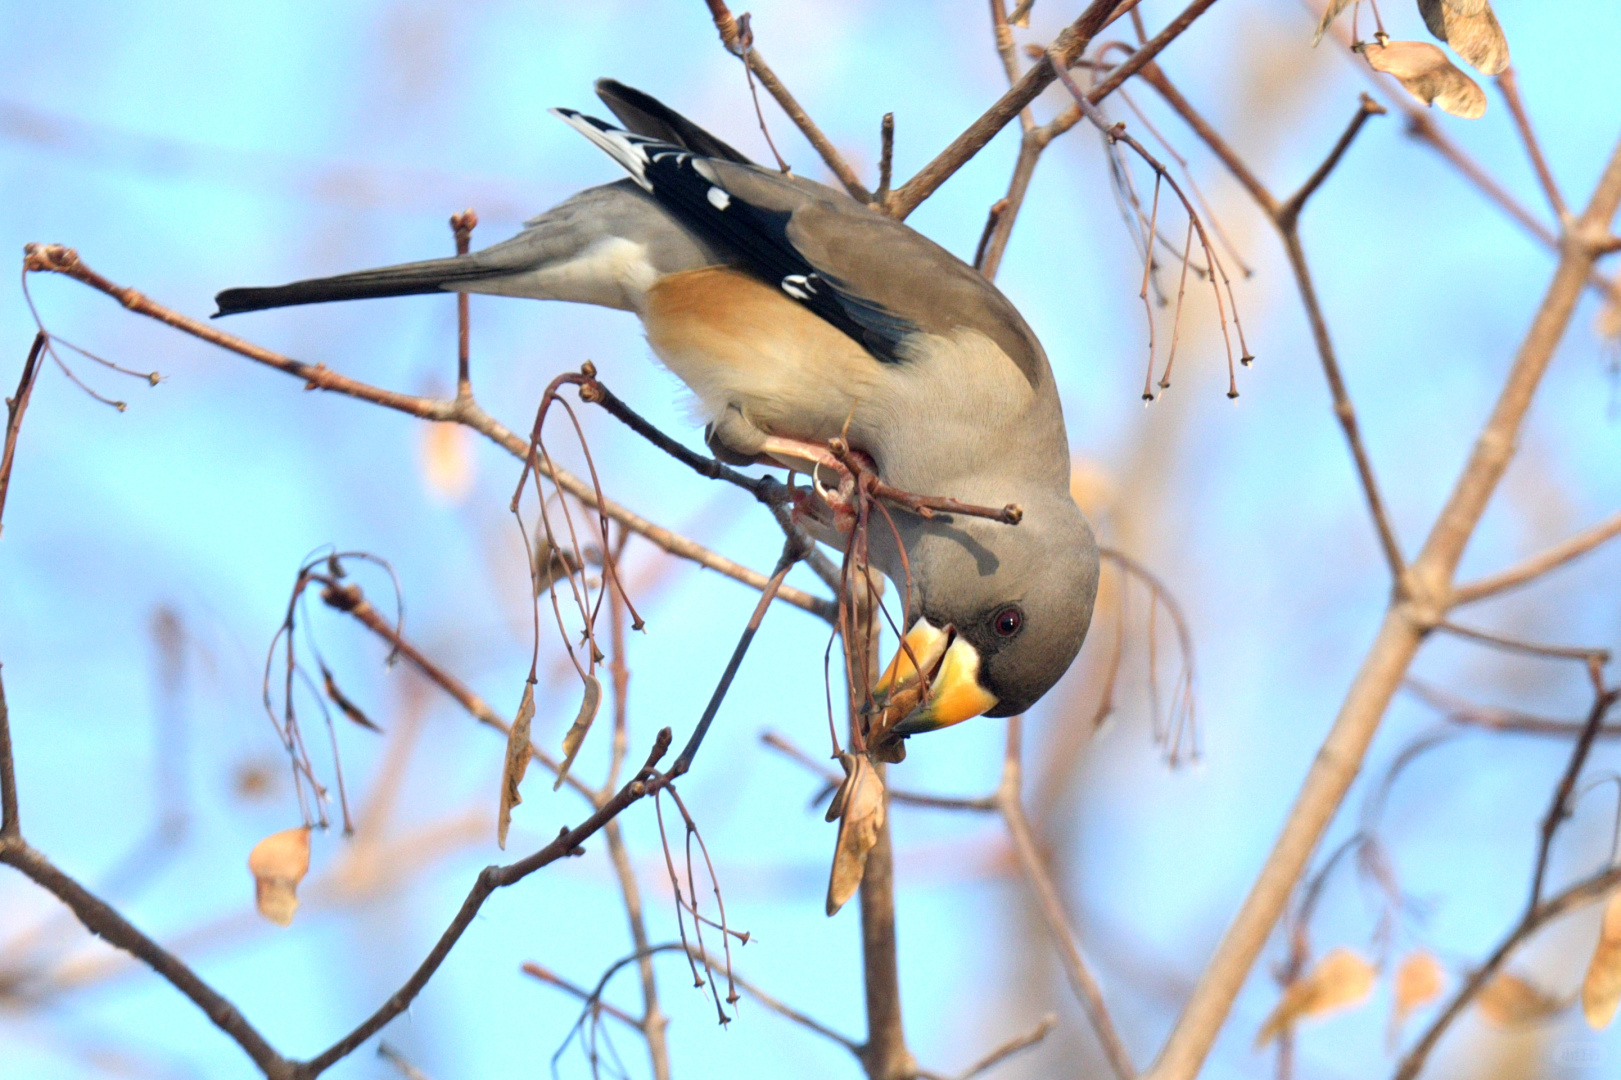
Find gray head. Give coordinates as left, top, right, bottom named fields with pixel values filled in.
left=873, top=490, right=1100, bottom=734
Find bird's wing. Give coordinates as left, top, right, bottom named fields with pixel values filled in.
left=594, top=78, right=756, bottom=165
left=553, top=105, right=1048, bottom=386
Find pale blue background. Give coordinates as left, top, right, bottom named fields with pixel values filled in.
left=2, top=2, right=1620, bottom=1078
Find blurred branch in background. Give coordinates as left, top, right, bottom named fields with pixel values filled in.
left=4, top=2, right=1621, bottom=1079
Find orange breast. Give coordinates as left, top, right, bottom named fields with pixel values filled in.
left=642, top=267, right=884, bottom=443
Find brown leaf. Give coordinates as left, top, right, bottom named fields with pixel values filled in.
left=1583, top=890, right=1621, bottom=1028
left=497, top=678, right=537, bottom=850
left=1417, top=0, right=1509, bottom=76
left=1362, top=39, right=1487, bottom=119
left=1477, top=972, right=1567, bottom=1026
left=320, top=665, right=381, bottom=732
left=825, top=753, right=886, bottom=917
left=421, top=420, right=475, bottom=503
left=1256, top=947, right=1377, bottom=1047
left=1389, top=950, right=1447, bottom=1044
left=552, top=673, right=603, bottom=791
left=248, top=826, right=311, bottom=927
left=1312, top=0, right=1357, bottom=46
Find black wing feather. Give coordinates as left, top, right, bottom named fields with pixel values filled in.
left=557, top=108, right=919, bottom=363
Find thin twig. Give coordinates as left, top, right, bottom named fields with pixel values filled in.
left=888, top=0, right=1221, bottom=219
left=0, top=332, right=46, bottom=541
left=298, top=730, right=673, bottom=1079
left=1451, top=508, right=1621, bottom=605
left=1436, top=620, right=1611, bottom=671
left=997, top=717, right=1136, bottom=1080
left=1528, top=690, right=1621, bottom=909
left=1137, top=68, right=1404, bottom=576
left=946, top=1014, right=1057, bottom=1080
left=1144, top=96, right=1621, bottom=1080
left=316, top=581, right=599, bottom=803
left=20, top=244, right=832, bottom=620
left=1, top=670, right=21, bottom=840
left=760, top=731, right=999, bottom=812
left=0, top=838, right=293, bottom=1078
left=450, top=209, right=477, bottom=400
left=1394, top=687, right=1621, bottom=1080
left=1405, top=678, right=1621, bottom=739
left=876, top=112, right=895, bottom=210
left=701, top=0, right=872, bottom=202
left=1495, top=67, right=1567, bottom=224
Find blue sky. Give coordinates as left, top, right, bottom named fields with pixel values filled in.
left=3, top=2, right=1621, bottom=1079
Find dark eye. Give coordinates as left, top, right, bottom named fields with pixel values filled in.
left=993, top=606, right=1023, bottom=637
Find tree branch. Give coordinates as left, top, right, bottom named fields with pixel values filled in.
left=1143, top=108, right=1621, bottom=1080
left=889, top=0, right=1222, bottom=219
left=0, top=332, right=46, bottom=542
left=997, top=718, right=1136, bottom=1080
left=295, top=729, right=673, bottom=1078
left=1137, top=69, right=1404, bottom=577
left=19, top=244, right=833, bottom=620
left=0, top=839, right=293, bottom=1079
left=701, top=0, right=872, bottom=202
left=1451, top=508, right=1621, bottom=605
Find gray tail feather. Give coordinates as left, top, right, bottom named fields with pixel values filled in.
left=214, top=253, right=500, bottom=317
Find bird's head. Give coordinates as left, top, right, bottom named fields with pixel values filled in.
left=871, top=490, right=1099, bottom=738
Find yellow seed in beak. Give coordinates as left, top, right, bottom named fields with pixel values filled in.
left=875, top=618, right=950, bottom=696
left=892, top=635, right=998, bottom=735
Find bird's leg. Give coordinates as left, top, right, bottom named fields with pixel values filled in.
left=757, top=435, right=863, bottom=534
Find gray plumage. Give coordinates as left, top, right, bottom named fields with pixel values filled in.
left=215, top=79, right=1099, bottom=725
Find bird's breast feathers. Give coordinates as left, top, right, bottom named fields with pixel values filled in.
left=642, top=266, right=1044, bottom=485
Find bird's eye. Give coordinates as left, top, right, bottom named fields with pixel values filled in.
left=993, top=606, right=1023, bottom=637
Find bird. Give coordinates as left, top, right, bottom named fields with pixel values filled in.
left=214, top=79, right=1100, bottom=750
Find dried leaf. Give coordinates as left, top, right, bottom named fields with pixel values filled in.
left=552, top=673, right=603, bottom=791
left=1255, top=947, right=1377, bottom=1047
left=320, top=665, right=381, bottom=732
left=1583, top=891, right=1621, bottom=1028
left=1362, top=39, right=1487, bottom=119
left=1477, top=972, right=1567, bottom=1026
left=825, top=753, right=886, bottom=917
left=1312, top=0, right=1356, bottom=46
left=248, top=826, right=311, bottom=927
left=1417, top=0, right=1509, bottom=76
left=1596, top=298, right=1621, bottom=342
left=421, top=420, right=475, bottom=503
left=1389, top=950, right=1447, bottom=1043
left=497, top=679, right=537, bottom=850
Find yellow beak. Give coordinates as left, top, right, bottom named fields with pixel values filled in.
left=872, top=618, right=998, bottom=737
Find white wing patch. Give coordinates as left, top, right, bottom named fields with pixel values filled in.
left=707, top=186, right=731, bottom=210
left=781, top=273, right=817, bottom=301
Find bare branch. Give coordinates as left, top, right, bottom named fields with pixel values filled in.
left=19, top=244, right=833, bottom=620
left=1436, top=620, right=1610, bottom=670
left=0, top=839, right=293, bottom=1079
left=889, top=0, right=1222, bottom=219
left=298, top=729, right=673, bottom=1078
left=0, top=332, right=46, bottom=541
left=1136, top=68, right=1404, bottom=576
left=1528, top=690, right=1621, bottom=909
left=1496, top=68, right=1568, bottom=223
left=1451, top=508, right=1621, bottom=605
left=761, top=731, right=999, bottom=812
left=1394, top=689, right=1621, bottom=1080
left=997, top=718, right=1136, bottom=1080
left=1144, top=115, right=1621, bottom=1080
left=1406, top=678, right=1621, bottom=738
left=948, top=1014, right=1057, bottom=1080
left=701, top=0, right=872, bottom=202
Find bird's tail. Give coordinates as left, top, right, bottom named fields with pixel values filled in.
left=214, top=254, right=494, bottom=317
